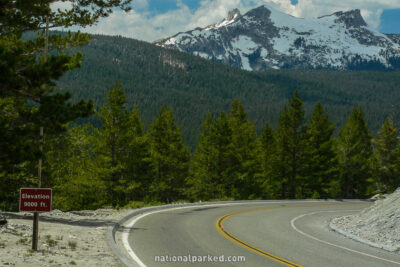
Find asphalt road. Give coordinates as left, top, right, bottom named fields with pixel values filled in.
left=122, top=201, right=400, bottom=266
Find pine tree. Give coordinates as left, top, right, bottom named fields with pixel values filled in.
left=213, top=111, right=235, bottom=198
left=125, top=105, right=153, bottom=201
left=0, top=0, right=131, bottom=37
left=228, top=99, right=262, bottom=199
left=0, top=97, right=37, bottom=209
left=187, top=113, right=219, bottom=200
left=274, top=91, right=305, bottom=199
left=302, top=103, right=336, bottom=198
left=45, top=90, right=151, bottom=209
left=45, top=125, right=107, bottom=211
left=260, top=122, right=278, bottom=199
left=1, top=0, right=131, bottom=209
left=336, top=107, right=372, bottom=198
left=274, top=106, right=290, bottom=198
left=148, top=106, right=190, bottom=203
left=95, top=84, right=136, bottom=206
left=373, top=118, right=400, bottom=193
left=188, top=110, right=241, bottom=201
left=0, top=0, right=131, bottom=167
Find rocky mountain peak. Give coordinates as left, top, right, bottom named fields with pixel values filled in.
left=333, top=9, right=367, bottom=28
left=227, top=8, right=241, bottom=21
left=156, top=5, right=400, bottom=71
left=245, top=5, right=273, bottom=19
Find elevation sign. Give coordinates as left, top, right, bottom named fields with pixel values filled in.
left=20, top=188, right=52, bottom=212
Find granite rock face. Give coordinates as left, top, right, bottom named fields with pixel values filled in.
left=156, top=5, right=400, bottom=70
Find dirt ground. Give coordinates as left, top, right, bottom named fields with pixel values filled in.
left=0, top=209, right=132, bottom=267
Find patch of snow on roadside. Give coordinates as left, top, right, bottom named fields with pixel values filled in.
left=330, top=188, right=400, bottom=252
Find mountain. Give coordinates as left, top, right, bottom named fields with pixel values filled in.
left=58, top=34, right=400, bottom=148
left=156, top=5, right=400, bottom=71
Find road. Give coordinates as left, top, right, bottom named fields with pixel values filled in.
left=120, top=200, right=400, bottom=266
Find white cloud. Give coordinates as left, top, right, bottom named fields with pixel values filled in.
left=250, top=0, right=399, bottom=30
left=51, top=1, right=73, bottom=11
left=80, top=0, right=400, bottom=42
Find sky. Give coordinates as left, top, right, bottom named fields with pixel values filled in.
left=54, top=0, right=400, bottom=42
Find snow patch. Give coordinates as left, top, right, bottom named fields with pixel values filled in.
left=214, top=12, right=239, bottom=29
left=194, top=51, right=211, bottom=59
left=231, top=35, right=258, bottom=54
left=158, top=4, right=400, bottom=70
left=231, top=35, right=260, bottom=70
left=264, top=3, right=394, bottom=68
left=260, top=48, right=269, bottom=58
left=165, top=37, right=177, bottom=46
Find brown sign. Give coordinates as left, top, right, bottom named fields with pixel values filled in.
left=20, top=188, right=52, bottom=212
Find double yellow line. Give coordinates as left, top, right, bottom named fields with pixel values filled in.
left=216, top=207, right=303, bottom=267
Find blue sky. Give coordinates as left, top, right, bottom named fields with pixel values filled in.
left=73, top=0, right=400, bottom=41
left=143, top=0, right=399, bottom=34
left=380, top=9, right=400, bottom=34
left=145, top=0, right=201, bottom=14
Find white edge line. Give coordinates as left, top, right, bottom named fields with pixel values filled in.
left=329, top=222, right=398, bottom=252
left=121, top=200, right=362, bottom=267
left=290, top=211, right=400, bottom=265
left=122, top=206, right=185, bottom=267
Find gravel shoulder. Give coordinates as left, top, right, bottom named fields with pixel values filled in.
left=0, top=209, right=132, bottom=267
left=330, top=189, right=400, bottom=253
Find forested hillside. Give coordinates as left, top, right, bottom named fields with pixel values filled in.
left=58, top=34, right=400, bottom=148
left=3, top=23, right=400, bottom=212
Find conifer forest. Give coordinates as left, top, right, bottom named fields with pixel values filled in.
left=2, top=1, right=400, bottom=211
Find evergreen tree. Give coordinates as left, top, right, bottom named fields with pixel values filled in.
left=45, top=92, right=151, bottom=209
left=274, top=107, right=291, bottom=198
left=95, top=84, right=139, bottom=206
left=188, top=110, right=240, bottom=201
left=0, top=0, right=131, bottom=168
left=274, top=91, right=305, bottom=199
left=0, top=0, right=131, bottom=209
left=302, top=103, right=336, bottom=198
left=0, top=97, right=36, bottom=209
left=228, top=99, right=262, bottom=199
left=0, top=0, right=131, bottom=37
left=373, top=118, right=400, bottom=193
left=45, top=125, right=106, bottom=211
left=212, top=111, right=235, bottom=198
left=336, top=107, right=372, bottom=198
left=187, top=113, right=219, bottom=200
left=260, top=122, right=278, bottom=199
left=148, top=106, right=190, bottom=203
left=126, top=105, right=153, bottom=201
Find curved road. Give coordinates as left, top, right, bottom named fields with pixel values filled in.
left=119, top=201, right=400, bottom=266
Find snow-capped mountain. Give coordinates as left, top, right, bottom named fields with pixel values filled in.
left=155, top=5, right=400, bottom=71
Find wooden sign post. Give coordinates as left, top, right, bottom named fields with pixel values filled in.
left=20, top=188, right=52, bottom=251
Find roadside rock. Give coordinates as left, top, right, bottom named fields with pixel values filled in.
left=330, top=188, right=400, bottom=252
left=0, top=214, right=7, bottom=226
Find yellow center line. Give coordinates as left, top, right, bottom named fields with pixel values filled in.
left=215, top=203, right=364, bottom=267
